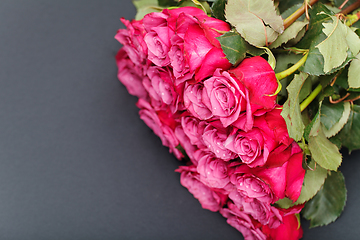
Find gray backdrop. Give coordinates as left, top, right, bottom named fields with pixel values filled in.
left=0, top=1, right=359, bottom=239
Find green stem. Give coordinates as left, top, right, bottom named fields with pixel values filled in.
left=275, top=52, right=309, bottom=81
left=300, top=84, right=322, bottom=112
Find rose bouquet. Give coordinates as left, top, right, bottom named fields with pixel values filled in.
left=115, top=0, right=360, bottom=239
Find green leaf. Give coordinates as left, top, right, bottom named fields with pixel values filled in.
left=308, top=128, right=342, bottom=171
left=320, top=101, right=344, bottom=130
left=298, top=76, right=312, bottom=103
left=348, top=53, right=360, bottom=89
left=316, top=16, right=349, bottom=73
left=211, top=0, right=226, bottom=21
left=281, top=72, right=308, bottom=141
left=217, top=30, right=248, bottom=65
left=309, top=104, right=321, bottom=137
left=275, top=197, right=294, bottom=209
left=132, top=0, right=162, bottom=20
left=294, top=160, right=328, bottom=205
left=335, top=104, right=360, bottom=152
left=322, top=102, right=351, bottom=138
left=315, top=14, right=360, bottom=73
left=278, top=0, right=303, bottom=14
left=304, top=109, right=320, bottom=142
left=296, top=3, right=333, bottom=50
left=225, top=0, right=284, bottom=46
left=295, top=3, right=332, bottom=75
left=270, top=19, right=309, bottom=49
left=302, top=171, right=347, bottom=228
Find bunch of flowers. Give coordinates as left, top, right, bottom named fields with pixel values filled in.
left=115, top=0, right=360, bottom=239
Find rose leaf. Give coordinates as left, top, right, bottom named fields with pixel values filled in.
left=302, top=171, right=347, bottom=228
left=348, top=53, right=360, bottom=89
left=322, top=102, right=351, bottom=138
left=333, top=104, right=360, bottom=153
left=217, top=30, right=248, bottom=65
left=281, top=72, right=308, bottom=141
left=308, top=127, right=342, bottom=171
left=320, top=101, right=345, bottom=130
left=225, top=0, right=283, bottom=47
left=211, top=0, right=226, bottom=21
left=270, top=19, right=308, bottom=49
left=294, top=160, right=328, bottom=205
left=315, top=14, right=360, bottom=74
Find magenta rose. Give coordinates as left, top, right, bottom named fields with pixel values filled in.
left=168, top=34, right=193, bottom=84
left=202, top=68, right=250, bottom=128
left=142, top=12, right=173, bottom=67
left=115, top=18, right=148, bottom=73
left=226, top=107, right=295, bottom=168
left=174, top=125, right=198, bottom=164
left=232, top=145, right=305, bottom=202
left=225, top=128, right=271, bottom=168
left=115, top=49, right=148, bottom=100
left=176, top=165, right=227, bottom=212
left=230, top=173, right=275, bottom=203
left=201, top=121, right=236, bottom=161
left=136, top=99, right=182, bottom=159
left=181, top=115, right=207, bottom=149
left=220, top=202, right=267, bottom=240
left=196, top=151, right=231, bottom=189
left=183, top=81, right=213, bottom=120
left=179, top=9, right=231, bottom=81
left=229, top=56, right=278, bottom=110
left=262, top=213, right=303, bottom=240
left=241, top=198, right=282, bottom=227
left=142, top=66, right=180, bottom=113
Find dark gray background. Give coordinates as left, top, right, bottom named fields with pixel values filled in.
left=0, top=1, right=359, bottom=239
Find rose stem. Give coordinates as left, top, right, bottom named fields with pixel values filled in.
left=339, top=0, right=360, bottom=15
left=275, top=52, right=309, bottom=81
left=283, top=0, right=320, bottom=29
left=300, top=84, right=322, bottom=112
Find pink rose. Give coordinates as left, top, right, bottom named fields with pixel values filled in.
left=232, top=144, right=305, bottom=202
left=230, top=173, right=275, bottom=203
left=242, top=198, right=282, bottom=227
left=142, top=12, right=173, bottom=66
left=220, top=202, right=267, bottom=240
left=181, top=115, right=207, bottom=149
left=229, top=56, right=278, bottom=109
left=201, top=121, right=236, bottom=160
left=115, top=18, right=148, bottom=73
left=183, top=13, right=232, bottom=81
left=136, top=99, right=182, bottom=159
left=225, top=128, right=271, bottom=168
left=176, top=165, right=227, bottom=212
left=196, top=151, right=230, bottom=189
left=202, top=68, right=250, bottom=128
left=168, top=34, right=193, bottom=84
left=174, top=125, right=198, bottom=164
left=226, top=108, right=294, bottom=168
left=183, top=82, right=213, bottom=120
left=228, top=191, right=283, bottom=228
left=115, top=49, right=148, bottom=100
left=142, top=66, right=180, bottom=113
